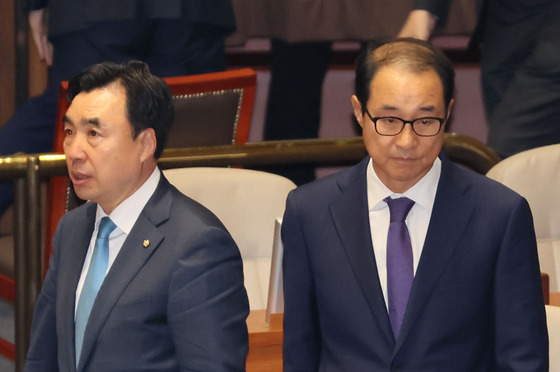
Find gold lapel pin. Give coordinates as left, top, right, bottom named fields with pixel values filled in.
left=143, top=240, right=150, bottom=248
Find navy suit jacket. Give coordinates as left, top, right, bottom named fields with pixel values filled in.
left=282, top=155, right=548, bottom=371
left=25, top=175, right=249, bottom=371
left=27, top=0, right=236, bottom=38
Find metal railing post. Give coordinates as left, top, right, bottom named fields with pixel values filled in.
left=13, top=174, right=28, bottom=372
left=26, top=155, right=42, bottom=323
left=11, top=155, right=43, bottom=371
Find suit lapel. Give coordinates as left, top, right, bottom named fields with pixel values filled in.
left=396, top=156, right=475, bottom=350
left=77, top=178, right=172, bottom=370
left=329, top=158, right=395, bottom=345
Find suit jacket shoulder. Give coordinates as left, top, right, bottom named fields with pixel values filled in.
left=288, top=156, right=369, bottom=211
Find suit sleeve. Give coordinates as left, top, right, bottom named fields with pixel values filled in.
left=282, top=191, right=322, bottom=372
left=493, top=197, right=548, bottom=370
left=413, top=0, right=452, bottom=24
left=28, top=0, right=47, bottom=11
left=24, top=219, right=62, bottom=372
left=167, top=226, right=249, bottom=372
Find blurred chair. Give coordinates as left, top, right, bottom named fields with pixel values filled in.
left=486, top=144, right=560, bottom=292
left=52, top=67, right=257, bottom=150
left=163, top=167, right=296, bottom=310
left=442, top=133, right=501, bottom=175
left=546, top=305, right=560, bottom=371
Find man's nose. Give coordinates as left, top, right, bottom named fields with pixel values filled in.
left=395, top=124, right=418, bottom=149
left=64, top=135, right=85, bottom=160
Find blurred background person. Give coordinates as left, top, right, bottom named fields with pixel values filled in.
left=259, top=0, right=473, bottom=185
left=399, top=0, right=560, bottom=159
left=0, top=0, right=236, bottom=218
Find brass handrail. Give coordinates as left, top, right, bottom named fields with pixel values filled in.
left=28, top=137, right=367, bottom=177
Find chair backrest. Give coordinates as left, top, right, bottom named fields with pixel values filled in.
left=52, top=68, right=257, bottom=150
left=442, top=133, right=501, bottom=175
left=45, top=68, right=257, bottom=275
left=486, top=144, right=560, bottom=292
left=163, top=167, right=296, bottom=310
left=546, top=305, right=560, bottom=371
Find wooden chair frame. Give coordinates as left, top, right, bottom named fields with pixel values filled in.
left=45, top=67, right=257, bottom=275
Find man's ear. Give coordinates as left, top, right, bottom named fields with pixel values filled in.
left=138, top=128, right=157, bottom=161
left=351, top=95, right=365, bottom=128
left=446, top=98, right=455, bottom=121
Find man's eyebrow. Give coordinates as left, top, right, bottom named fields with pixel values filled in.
left=378, top=104, right=398, bottom=111
left=418, top=105, right=437, bottom=112
left=62, top=115, right=101, bottom=127
left=85, top=118, right=101, bottom=126
left=377, top=104, right=437, bottom=112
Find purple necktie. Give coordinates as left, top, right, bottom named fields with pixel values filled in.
left=384, top=196, right=415, bottom=339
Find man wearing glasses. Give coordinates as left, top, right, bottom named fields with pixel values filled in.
left=281, top=38, right=548, bottom=371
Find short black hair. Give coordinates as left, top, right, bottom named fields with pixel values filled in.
left=354, top=38, right=455, bottom=112
left=67, top=61, right=174, bottom=159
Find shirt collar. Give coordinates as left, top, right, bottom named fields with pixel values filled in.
left=95, top=167, right=161, bottom=234
left=366, top=156, right=441, bottom=211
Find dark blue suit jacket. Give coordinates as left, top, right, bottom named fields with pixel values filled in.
left=282, top=155, right=548, bottom=371
left=27, top=0, right=236, bottom=38
left=25, top=175, right=249, bottom=371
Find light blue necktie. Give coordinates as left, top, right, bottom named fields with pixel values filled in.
left=384, top=197, right=415, bottom=339
left=75, top=217, right=116, bottom=364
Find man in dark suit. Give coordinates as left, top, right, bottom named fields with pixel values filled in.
left=24, top=61, right=249, bottom=371
left=282, top=39, right=548, bottom=371
left=400, top=0, right=560, bottom=159
left=0, top=0, right=236, bottom=218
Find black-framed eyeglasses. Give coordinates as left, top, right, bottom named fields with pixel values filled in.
left=365, top=109, right=445, bottom=137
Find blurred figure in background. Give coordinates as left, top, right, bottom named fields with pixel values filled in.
left=0, top=0, right=236, bottom=217
left=261, top=0, right=473, bottom=185
left=400, top=0, right=560, bottom=158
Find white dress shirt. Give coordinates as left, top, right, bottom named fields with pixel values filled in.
left=75, top=167, right=161, bottom=313
left=366, top=157, right=441, bottom=309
